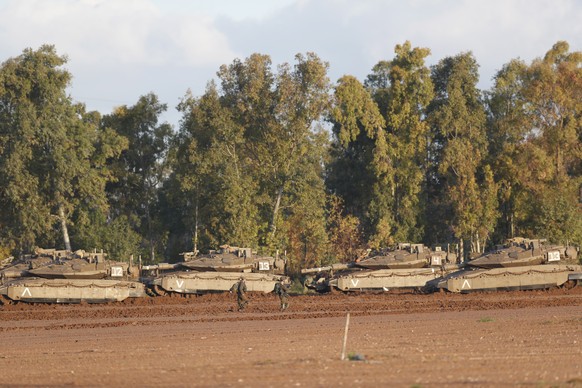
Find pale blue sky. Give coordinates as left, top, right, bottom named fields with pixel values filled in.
left=1, top=0, right=580, bottom=127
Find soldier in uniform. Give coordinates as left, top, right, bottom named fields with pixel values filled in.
left=273, top=281, right=289, bottom=311
left=230, top=277, right=248, bottom=311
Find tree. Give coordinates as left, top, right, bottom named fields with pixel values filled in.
left=427, top=52, right=497, bottom=255
left=487, top=41, right=582, bottom=244
left=174, top=85, right=260, bottom=250
left=365, top=41, right=434, bottom=242
left=0, top=45, right=126, bottom=253
left=102, top=93, right=173, bottom=262
left=278, top=124, right=330, bottom=273
left=173, top=53, right=331, bottom=270
left=328, top=42, right=434, bottom=248
left=327, top=75, right=388, bottom=247
left=218, top=53, right=331, bottom=246
left=326, top=195, right=364, bottom=263
left=486, top=59, right=529, bottom=240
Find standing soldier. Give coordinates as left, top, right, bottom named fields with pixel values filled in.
left=230, top=277, right=248, bottom=311
left=274, top=281, right=289, bottom=311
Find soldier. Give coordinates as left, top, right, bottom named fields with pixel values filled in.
left=230, top=277, right=248, bottom=311
left=273, top=281, right=289, bottom=311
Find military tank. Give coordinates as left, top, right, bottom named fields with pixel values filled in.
left=437, top=238, right=582, bottom=292
left=141, top=245, right=290, bottom=295
left=0, top=248, right=145, bottom=304
left=302, top=243, right=462, bottom=292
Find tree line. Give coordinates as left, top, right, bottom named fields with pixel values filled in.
left=0, top=42, right=580, bottom=272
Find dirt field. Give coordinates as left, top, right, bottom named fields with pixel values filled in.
left=1, top=288, right=582, bottom=387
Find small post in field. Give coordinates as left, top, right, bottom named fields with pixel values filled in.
left=340, top=312, right=350, bottom=360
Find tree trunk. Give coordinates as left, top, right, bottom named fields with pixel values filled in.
left=555, top=140, right=562, bottom=182
left=475, top=231, right=481, bottom=254
left=145, top=196, right=155, bottom=263
left=269, top=186, right=284, bottom=239
left=58, top=204, right=72, bottom=252
left=459, top=239, right=464, bottom=262
left=193, top=195, right=199, bottom=253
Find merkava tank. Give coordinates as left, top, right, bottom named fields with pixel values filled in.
left=302, top=243, right=462, bottom=293
left=0, top=248, right=145, bottom=304
left=141, top=245, right=290, bottom=295
left=437, top=238, right=582, bottom=292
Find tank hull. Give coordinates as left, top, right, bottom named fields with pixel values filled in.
left=0, top=278, right=146, bottom=303
left=149, top=271, right=290, bottom=294
left=179, top=264, right=253, bottom=272
left=437, top=264, right=582, bottom=293
left=324, top=266, right=462, bottom=292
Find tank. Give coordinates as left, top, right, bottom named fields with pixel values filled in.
left=0, top=248, right=145, bottom=304
left=437, top=238, right=582, bottom=292
left=302, top=243, right=463, bottom=292
left=141, top=245, right=290, bottom=295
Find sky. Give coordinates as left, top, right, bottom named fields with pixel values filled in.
left=0, top=0, right=581, bottom=127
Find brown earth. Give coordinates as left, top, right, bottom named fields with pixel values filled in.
left=1, top=287, right=581, bottom=387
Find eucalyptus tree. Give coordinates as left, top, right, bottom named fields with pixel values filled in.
left=365, top=41, right=434, bottom=243
left=328, top=42, right=434, bottom=247
left=0, top=45, right=126, bottom=253
left=218, top=53, right=329, bottom=255
left=427, top=52, right=497, bottom=255
left=217, top=53, right=331, bottom=246
left=102, top=93, right=173, bottom=261
left=175, top=53, right=331, bottom=267
left=327, top=75, right=389, bottom=247
left=487, top=41, right=582, bottom=244
left=174, top=84, right=260, bottom=250
left=522, top=42, right=582, bottom=243
left=486, top=59, right=529, bottom=240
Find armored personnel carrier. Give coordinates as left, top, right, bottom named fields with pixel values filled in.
left=0, top=248, right=145, bottom=304
left=142, top=245, right=290, bottom=295
left=302, top=243, right=462, bottom=292
left=437, top=238, right=582, bottom=292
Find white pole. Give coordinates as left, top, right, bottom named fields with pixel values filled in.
left=340, top=312, right=351, bottom=360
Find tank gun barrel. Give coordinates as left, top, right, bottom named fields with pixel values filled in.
left=301, top=263, right=351, bottom=274
left=1, top=270, right=27, bottom=279
left=141, top=263, right=180, bottom=271
left=442, top=263, right=466, bottom=271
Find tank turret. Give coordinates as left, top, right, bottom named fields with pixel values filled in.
left=301, top=243, right=462, bottom=293
left=142, top=245, right=290, bottom=296
left=0, top=248, right=144, bottom=304
left=468, top=238, right=578, bottom=268
left=437, top=238, right=582, bottom=292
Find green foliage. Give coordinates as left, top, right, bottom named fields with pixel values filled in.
left=329, top=42, right=434, bottom=249
left=102, top=93, right=173, bottom=261
left=281, top=128, right=330, bottom=274
left=71, top=212, right=141, bottom=261
left=288, top=277, right=308, bottom=294
left=171, top=53, right=331, bottom=270
left=327, top=74, right=388, bottom=245
left=367, top=41, right=434, bottom=243
left=427, top=51, right=496, bottom=254
left=326, top=195, right=364, bottom=263
left=1, top=40, right=580, bottom=264
left=487, top=41, right=582, bottom=246
left=0, top=244, right=14, bottom=260
left=0, top=45, right=126, bottom=253
left=173, top=84, right=261, bottom=250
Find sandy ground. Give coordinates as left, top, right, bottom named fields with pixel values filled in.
left=1, top=288, right=582, bottom=387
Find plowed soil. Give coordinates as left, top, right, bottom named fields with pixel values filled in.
left=1, top=287, right=582, bottom=387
